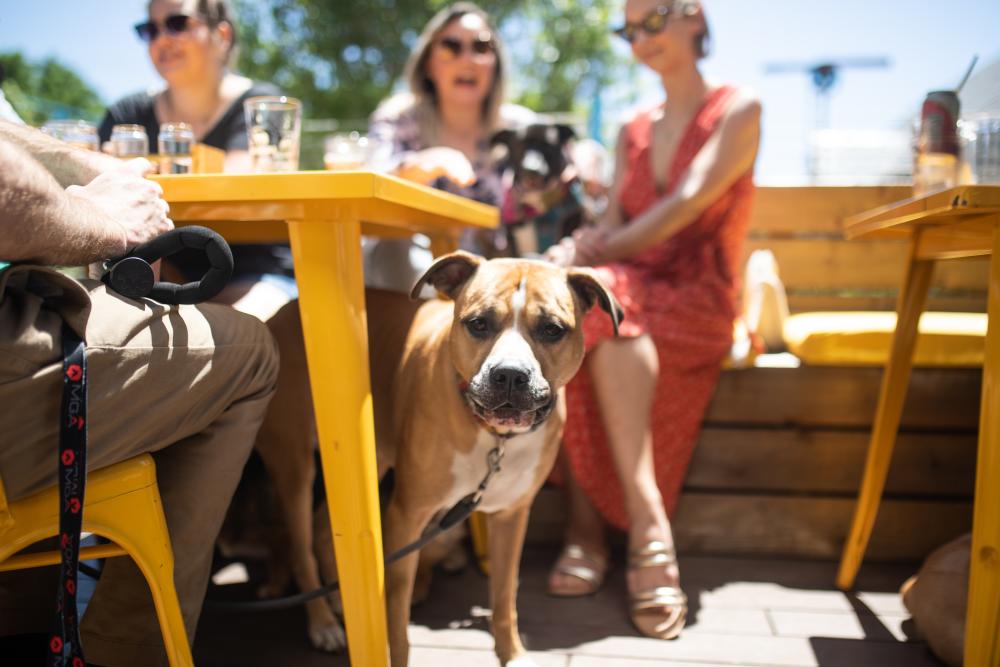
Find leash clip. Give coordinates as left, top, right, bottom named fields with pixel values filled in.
left=471, top=444, right=505, bottom=504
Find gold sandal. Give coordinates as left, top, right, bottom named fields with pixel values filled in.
left=547, top=543, right=609, bottom=597
left=627, top=540, right=687, bottom=640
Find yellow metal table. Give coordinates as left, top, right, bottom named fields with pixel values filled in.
left=151, top=171, right=497, bottom=666
left=838, top=185, right=1000, bottom=666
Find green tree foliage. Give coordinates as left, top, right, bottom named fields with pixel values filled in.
left=234, top=0, right=626, bottom=121
left=0, top=52, right=105, bottom=125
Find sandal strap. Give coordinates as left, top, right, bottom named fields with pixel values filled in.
left=563, top=544, right=608, bottom=569
left=628, top=540, right=677, bottom=569
left=630, top=585, right=688, bottom=612
left=557, top=563, right=603, bottom=587
left=553, top=544, right=607, bottom=587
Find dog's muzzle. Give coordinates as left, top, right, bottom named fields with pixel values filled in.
left=463, top=362, right=554, bottom=435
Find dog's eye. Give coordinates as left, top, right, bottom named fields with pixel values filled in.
left=538, top=321, right=567, bottom=342
left=464, top=316, right=491, bottom=338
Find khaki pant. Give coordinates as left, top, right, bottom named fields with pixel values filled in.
left=0, top=266, right=279, bottom=666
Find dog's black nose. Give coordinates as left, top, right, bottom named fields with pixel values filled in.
left=490, top=363, right=530, bottom=394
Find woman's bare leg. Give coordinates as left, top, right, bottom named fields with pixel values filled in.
left=548, top=451, right=609, bottom=595
left=588, top=334, right=683, bottom=637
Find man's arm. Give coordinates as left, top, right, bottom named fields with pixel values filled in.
left=0, top=119, right=125, bottom=188
left=0, top=138, right=172, bottom=266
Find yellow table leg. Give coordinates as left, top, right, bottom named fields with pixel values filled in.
left=429, top=232, right=459, bottom=259
left=288, top=216, right=389, bottom=667
left=836, top=237, right=935, bottom=590
left=964, top=226, right=1000, bottom=667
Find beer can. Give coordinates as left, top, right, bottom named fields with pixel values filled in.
left=919, top=90, right=960, bottom=156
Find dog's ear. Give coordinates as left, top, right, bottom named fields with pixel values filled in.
left=546, top=124, right=577, bottom=147
left=490, top=129, right=516, bottom=150
left=411, top=251, right=482, bottom=300
left=567, top=267, right=624, bottom=336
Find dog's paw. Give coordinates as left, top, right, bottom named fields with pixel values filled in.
left=327, top=590, right=343, bottom=615
left=502, top=656, right=540, bottom=667
left=256, top=581, right=284, bottom=600
left=440, top=543, right=469, bottom=573
left=308, top=616, right=346, bottom=653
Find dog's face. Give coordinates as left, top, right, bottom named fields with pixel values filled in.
left=492, top=123, right=576, bottom=197
left=412, top=251, right=622, bottom=436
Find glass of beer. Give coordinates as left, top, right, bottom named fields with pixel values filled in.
left=323, top=132, right=369, bottom=170
left=158, top=122, right=194, bottom=174
left=41, top=119, right=99, bottom=151
left=110, top=124, right=150, bottom=160
left=243, top=96, right=302, bottom=172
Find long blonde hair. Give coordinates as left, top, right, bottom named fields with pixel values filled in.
left=401, top=2, right=509, bottom=143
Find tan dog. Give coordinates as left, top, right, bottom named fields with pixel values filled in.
left=253, top=287, right=424, bottom=652
left=382, top=252, right=620, bottom=666
left=254, top=252, right=620, bottom=664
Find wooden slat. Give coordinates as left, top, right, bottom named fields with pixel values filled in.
left=688, top=428, right=976, bottom=497
left=749, top=186, right=912, bottom=234
left=672, top=494, right=971, bottom=561
left=785, top=292, right=988, bottom=314
left=705, top=366, right=982, bottom=429
left=742, top=238, right=990, bottom=292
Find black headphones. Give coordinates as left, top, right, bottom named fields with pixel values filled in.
left=100, top=226, right=233, bottom=305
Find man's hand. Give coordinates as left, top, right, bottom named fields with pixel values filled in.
left=66, top=158, right=173, bottom=255
left=397, top=147, right=476, bottom=187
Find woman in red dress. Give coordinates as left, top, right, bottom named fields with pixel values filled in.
left=545, top=0, right=761, bottom=640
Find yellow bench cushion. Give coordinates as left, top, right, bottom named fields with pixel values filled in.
left=783, top=311, right=986, bottom=367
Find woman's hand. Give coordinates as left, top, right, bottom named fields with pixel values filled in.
left=544, top=236, right=577, bottom=267
left=397, top=147, right=476, bottom=187
left=571, top=227, right=609, bottom=265
left=544, top=227, right=610, bottom=267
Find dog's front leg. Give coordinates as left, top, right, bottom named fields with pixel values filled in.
left=384, top=499, right=435, bottom=667
left=487, top=502, right=534, bottom=666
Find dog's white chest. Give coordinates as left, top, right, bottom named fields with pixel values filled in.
left=447, top=429, right=546, bottom=513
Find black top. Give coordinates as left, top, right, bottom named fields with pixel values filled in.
left=98, top=81, right=282, bottom=152
left=99, top=81, right=293, bottom=280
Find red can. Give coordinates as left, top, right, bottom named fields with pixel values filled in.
left=919, top=90, right=961, bottom=156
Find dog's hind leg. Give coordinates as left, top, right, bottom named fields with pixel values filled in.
left=488, top=502, right=537, bottom=666
left=312, top=502, right=343, bottom=615
left=266, top=449, right=346, bottom=653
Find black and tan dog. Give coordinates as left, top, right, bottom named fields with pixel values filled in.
left=492, top=123, right=588, bottom=257
left=252, top=252, right=621, bottom=665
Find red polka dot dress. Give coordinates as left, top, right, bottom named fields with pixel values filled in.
left=562, top=85, right=755, bottom=529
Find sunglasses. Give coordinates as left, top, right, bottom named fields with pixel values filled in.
left=134, top=14, right=196, bottom=43
left=436, top=35, right=496, bottom=60
left=613, top=5, right=673, bottom=43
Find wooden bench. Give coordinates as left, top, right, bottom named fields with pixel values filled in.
left=527, top=186, right=985, bottom=562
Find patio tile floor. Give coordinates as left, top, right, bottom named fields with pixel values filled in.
left=194, top=547, right=945, bottom=667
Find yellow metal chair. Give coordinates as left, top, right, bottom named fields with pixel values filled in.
left=0, top=454, right=193, bottom=667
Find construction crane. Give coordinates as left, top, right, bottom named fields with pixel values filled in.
left=765, top=57, right=891, bottom=180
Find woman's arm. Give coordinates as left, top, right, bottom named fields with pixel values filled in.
left=595, top=123, right=630, bottom=232
left=594, top=92, right=761, bottom=263
left=368, top=112, right=475, bottom=186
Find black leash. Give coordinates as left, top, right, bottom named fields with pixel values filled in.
left=48, top=227, right=232, bottom=664
left=204, top=442, right=506, bottom=613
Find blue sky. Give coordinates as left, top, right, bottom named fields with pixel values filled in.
left=2, top=0, right=998, bottom=184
